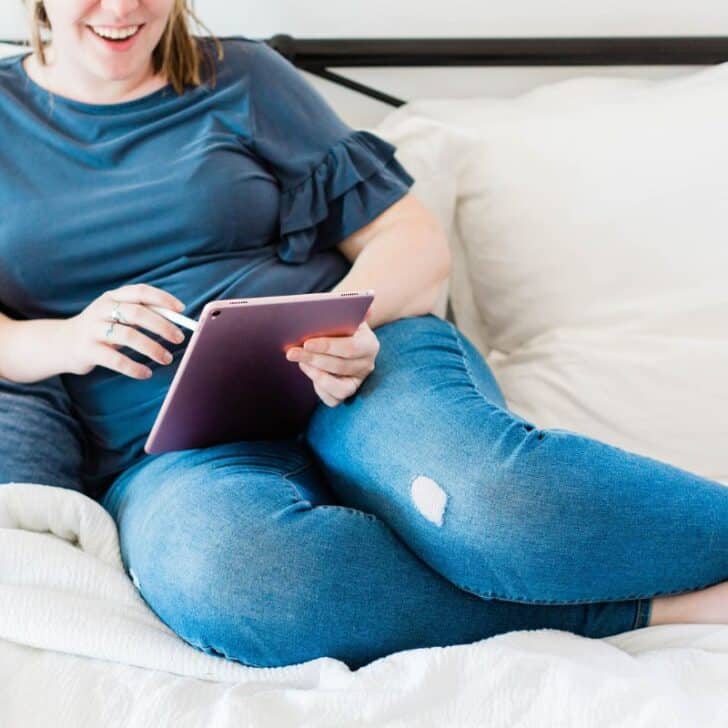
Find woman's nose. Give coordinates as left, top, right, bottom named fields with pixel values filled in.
left=99, top=0, right=142, bottom=18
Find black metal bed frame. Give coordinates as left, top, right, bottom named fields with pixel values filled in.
left=4, top=35, right=728, bottom=107
left=263, top=35, right=728, bottom=106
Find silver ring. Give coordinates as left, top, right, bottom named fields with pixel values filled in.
left=105, top=320, right=116, bottom=340
left=110, top=299, right=129, bottom=324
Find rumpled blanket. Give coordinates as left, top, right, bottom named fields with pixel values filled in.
left=1, top=482, right=727, bottom=727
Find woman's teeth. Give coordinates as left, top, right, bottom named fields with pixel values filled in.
left=90, top=25, right=140, bottom=41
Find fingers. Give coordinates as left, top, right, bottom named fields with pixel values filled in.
left=89, top=285, right=186, bottom=379
left=94, top=342, right=154, bottom=380
left=302, top=322, right=379, bottom=359
left=298, top=361, right=362, bottom=407
left=103, top=301, right=185, bottom=345
left=101, top=321, right=174, bottom=370
left=285, top=322, right=379, bottom=406
left=102, top=283, right=185, bottom=312
left=288, top=322, right=379, bottom=374
left=286, top=348, right=373, bottom=377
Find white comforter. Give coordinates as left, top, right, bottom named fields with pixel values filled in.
left=1, top=482, right=727, bottom=727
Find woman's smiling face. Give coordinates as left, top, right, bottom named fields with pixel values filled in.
left=39, top=0, right=175, bottom=83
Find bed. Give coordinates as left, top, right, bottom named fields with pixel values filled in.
left=2, top=34, right=728, bottom=726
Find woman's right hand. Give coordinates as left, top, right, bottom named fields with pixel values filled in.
left=61, top=284, right=188, bottom=380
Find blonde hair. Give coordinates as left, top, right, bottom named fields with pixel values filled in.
left=25, top=0, right=224, bottom=95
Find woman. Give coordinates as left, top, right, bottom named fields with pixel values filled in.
left=1, top=0, right=727, bottom=671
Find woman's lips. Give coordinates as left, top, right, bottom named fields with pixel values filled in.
left=87, top=24, right=145, bottom=52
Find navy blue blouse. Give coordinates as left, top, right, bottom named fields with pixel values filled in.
left=0, top=35, right=415, bottom=499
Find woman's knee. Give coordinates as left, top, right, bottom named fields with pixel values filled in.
left=305, top=314, right=509, bottom=460
left=375, top=313, right=507, bottom=407
left=114, top=464, right=380, bottom=667
left=304, top=391, right=557, bottom=601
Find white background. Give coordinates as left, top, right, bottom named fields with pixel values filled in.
left=3, top=1, right=728, bottom=126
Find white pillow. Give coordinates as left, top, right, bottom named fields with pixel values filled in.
left=0, top=43, right=25, bottom=59
left=386, top=65, right=728, bottom=485
left=374, top=75, right=663, bottom=344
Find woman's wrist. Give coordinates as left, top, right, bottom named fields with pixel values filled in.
left=0, top=317, right=74, bottom=383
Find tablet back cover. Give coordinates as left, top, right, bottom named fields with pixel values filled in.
left=144, top=292, right=372, bottom=454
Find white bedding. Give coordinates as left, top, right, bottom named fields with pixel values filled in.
left=1, top=482, right=728, bottom=726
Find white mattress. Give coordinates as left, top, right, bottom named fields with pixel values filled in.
left=1, top=482, right=727, bottom=727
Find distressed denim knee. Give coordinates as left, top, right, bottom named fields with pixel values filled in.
left=306, top=313, right=728, bottom=607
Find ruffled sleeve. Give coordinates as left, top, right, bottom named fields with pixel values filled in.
left=248, top=41, right=415, bottom=264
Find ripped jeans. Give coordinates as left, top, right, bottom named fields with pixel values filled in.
left=100, top=313, right=728, bottom=670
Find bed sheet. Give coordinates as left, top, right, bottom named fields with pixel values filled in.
left=1, top=482, right=727, bottom=727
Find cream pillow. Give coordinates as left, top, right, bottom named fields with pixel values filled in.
left=0, top=43, right=24, bottom=59
left=385, top=65, right=728, bottom=484
left=375, top=75, right=660, bottom=348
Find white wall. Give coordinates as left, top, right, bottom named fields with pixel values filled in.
left=196, top=0, right=728, bottom=37
left=4, top=1, right=728, bottom=127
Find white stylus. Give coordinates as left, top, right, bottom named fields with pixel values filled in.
left=147, top=305, right=199, bottom=332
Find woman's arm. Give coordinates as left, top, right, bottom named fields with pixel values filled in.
left=0, top=285, right=186, bottom=384
left=331, top=193, right=451, bottom=329
left=285, top=194, right=451, bottom=406
left=0, top=313, right=69, bottom=383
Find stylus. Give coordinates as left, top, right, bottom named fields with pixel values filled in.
left=147, top=305, right=199, bottom=332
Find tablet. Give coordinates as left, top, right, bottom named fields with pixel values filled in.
left=144, top=290, right=375, bottom=455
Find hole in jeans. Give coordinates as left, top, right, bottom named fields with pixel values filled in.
left=410, top=475, right=448, bottom=527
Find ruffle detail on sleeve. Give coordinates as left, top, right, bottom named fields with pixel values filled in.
left=276, top=129, right=415, bottom=264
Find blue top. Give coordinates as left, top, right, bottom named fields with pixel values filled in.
left=0, top=36, right=414, bottom=500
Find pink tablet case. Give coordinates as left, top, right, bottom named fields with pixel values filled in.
left=144, top=291, right=374, bottom=455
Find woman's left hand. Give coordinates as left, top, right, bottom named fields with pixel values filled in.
left=284, top=311, right=380, bottom=407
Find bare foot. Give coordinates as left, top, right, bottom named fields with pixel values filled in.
left=648, top=579, right=728, bottom=626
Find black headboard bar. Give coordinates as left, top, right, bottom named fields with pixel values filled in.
left=306, top=68, right=407, bottom=108
left=265, top=35, right=728, bottom=107
left=267, top=35, right=728, bottom=68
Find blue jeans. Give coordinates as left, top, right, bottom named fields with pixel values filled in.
left=0, top=376, right=85, bottom=492
left=77, top=315, right=728, bottom=668
left=0, top=315, right=728, bottom=669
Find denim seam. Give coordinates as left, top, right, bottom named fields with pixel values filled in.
left=183, top=637, right=267, bottom=668
left=280, top=463, right=379, bottom=520
left=633, top=599, right=647, bottom=630
left=643, top=597, right=654, bottom=628
left=316, top=504, right=378, bottom=521
left=281, top=461, right=316, bottom=503
left=280, top=465, right=379, bottom=520
left=448, top=574, right=721, bottom=606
